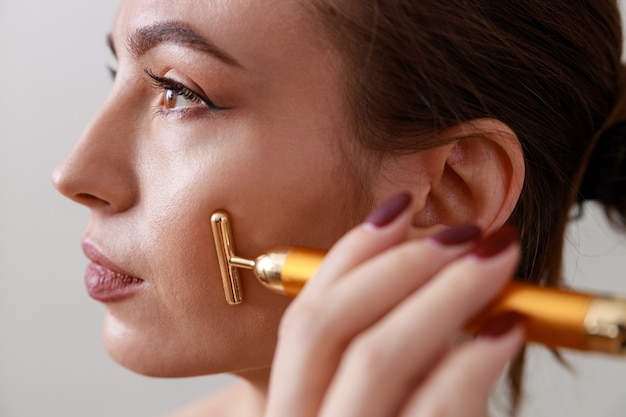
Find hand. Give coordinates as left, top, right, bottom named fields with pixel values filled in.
left=264, top=193, right=524, bottom=417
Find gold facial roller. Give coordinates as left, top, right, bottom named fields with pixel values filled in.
left=211, top=211, right=626, bottom=356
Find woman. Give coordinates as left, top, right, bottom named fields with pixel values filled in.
left=52, top=0, right=626, bottom=416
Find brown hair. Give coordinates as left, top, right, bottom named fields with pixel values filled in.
left=308, top=0, right=626, bottom=412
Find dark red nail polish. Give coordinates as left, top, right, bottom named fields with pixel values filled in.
left=479, top=312, right=523, bottom=338
left=428, top=224, right=482, bottom=246
left=468, top=225, right=519, bottom=258
left=365, top=193, right=412, bottom=227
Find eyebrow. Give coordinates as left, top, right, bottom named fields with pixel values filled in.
left=108, top=21, right=242, bottom=68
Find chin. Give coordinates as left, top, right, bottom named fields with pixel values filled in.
left=99, top=310, right=277, bottom=378
left=102, top=333, right=246, bottom=378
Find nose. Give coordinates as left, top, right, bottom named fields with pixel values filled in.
left=52, top=98, right=137, bottom=213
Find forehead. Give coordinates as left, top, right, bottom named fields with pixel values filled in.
left=114, top=0, right=307, bottom=33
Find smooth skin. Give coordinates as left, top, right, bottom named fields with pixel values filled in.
left=53, top=0, right=526, bottom=416
left=266, top=205, right=523, bottom=417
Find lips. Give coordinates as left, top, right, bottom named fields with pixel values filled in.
left=82, top=241, right=145, bottom=302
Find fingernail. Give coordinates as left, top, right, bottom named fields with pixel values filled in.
left=365, top=192, right=412, bottom=227
left=468, top=225, right=519, bottom=258
left=479, top=312, right=523, bottom=338
left=428, top=224, right=482, bottom=246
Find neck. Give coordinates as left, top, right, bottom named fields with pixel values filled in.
left=230, top=367, right=272, bottom=416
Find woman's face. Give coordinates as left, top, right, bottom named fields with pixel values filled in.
left=53, top=0, right=366, bottom=377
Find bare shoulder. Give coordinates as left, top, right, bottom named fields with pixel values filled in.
left=159, top=382, right=251, bottom=417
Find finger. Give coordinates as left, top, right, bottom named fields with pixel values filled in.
left=264, top=192, right=413, bottom=417
left=299, top=192, right=413, bottom=296
left=313, top=225, right=483, bottom=342
left=400, top=320, right=524, bottom=417
left=265, top=195, right=480, bottom=417
left=318, top=227, right=520, bottom=417
left=270, top=226, right=482, bottom=417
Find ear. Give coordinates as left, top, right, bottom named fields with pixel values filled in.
left=372, top=118, right=525, bottom=236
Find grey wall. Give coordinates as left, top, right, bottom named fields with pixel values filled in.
left=0, top=1, right=624, bottom=416
left=0, top=2, right=233, bottom=416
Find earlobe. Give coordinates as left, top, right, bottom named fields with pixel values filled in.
left=375, top=119, right=525, bottom=235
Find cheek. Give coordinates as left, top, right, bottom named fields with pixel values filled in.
left=106, top=110, right=364, bottom=375
left=138, top=134, right=357, bottom=314
left=218, top=127, right=365, bottom=256
left=104, top=171, right=291, bottom=375
left=140, top=166, right=222, bottom=307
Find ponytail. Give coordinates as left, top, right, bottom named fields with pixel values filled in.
left=578, top=68, right=626, bottom=227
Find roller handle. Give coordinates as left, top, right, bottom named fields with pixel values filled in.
left=253, top=247, right=626, bottom=356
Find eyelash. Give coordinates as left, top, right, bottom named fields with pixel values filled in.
left=143, top=68, right=224, bottom=112
left=107, top=65, right=117, bottom=79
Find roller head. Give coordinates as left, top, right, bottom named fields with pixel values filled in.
left=211, top=211, right=245, bottom=305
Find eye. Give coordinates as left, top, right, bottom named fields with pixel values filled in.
left=162, top=86, right=202, bottom=110
left=144, top=68, right=226, bottom=113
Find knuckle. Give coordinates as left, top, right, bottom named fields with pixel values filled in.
left=278, top=297, right=337, bottom=344
left=449, top=272, right=475, bottom=293
left=421, top=403, right=447, bottom=417
left=389, top=240, right=436, bottom=274
left=391, top=241, right=423, bottom=266
left=444, top=266, right=482, bottom=297
left=405, top=396, right=448, bottom=417
left=343, top=334, right=389, bottom=378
